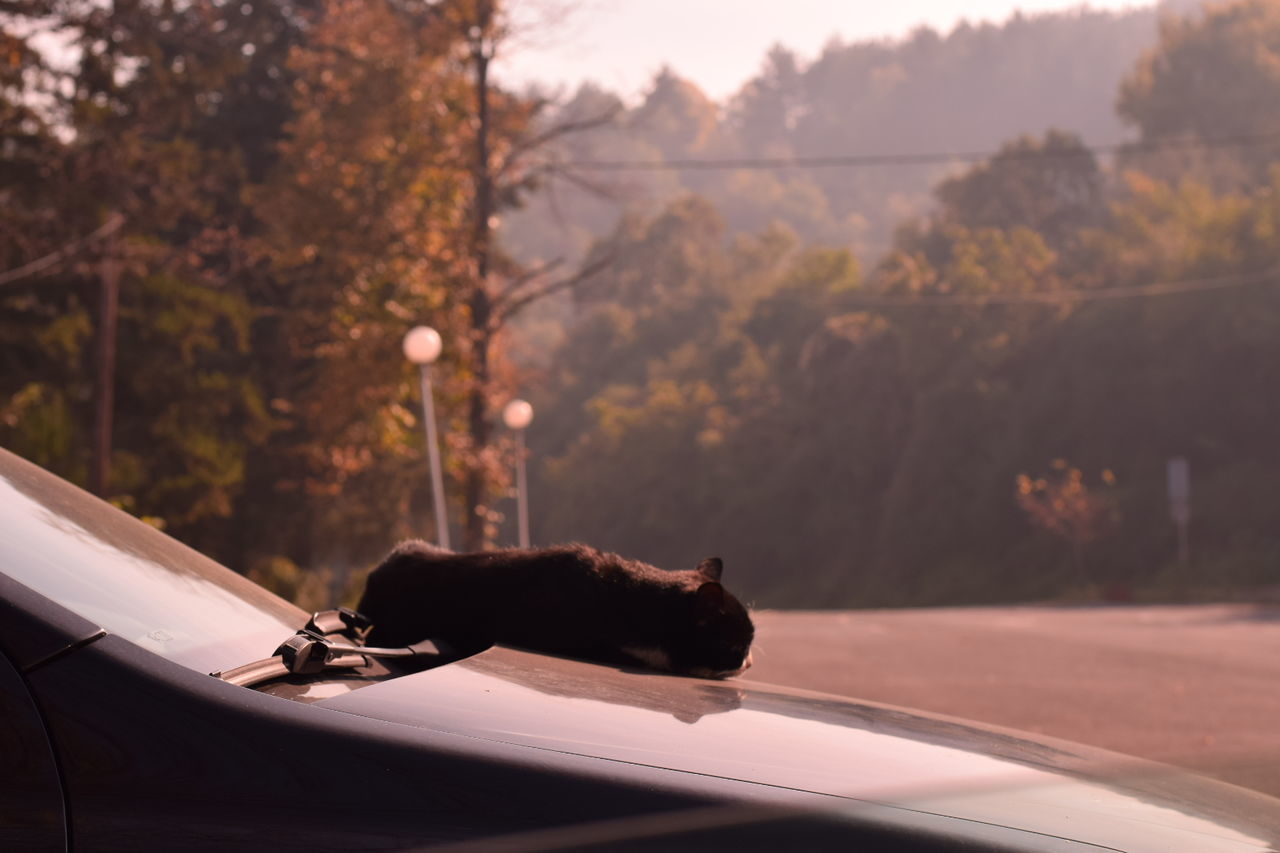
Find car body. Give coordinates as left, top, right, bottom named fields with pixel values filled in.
left=2, top=445, right=1279, bottom=852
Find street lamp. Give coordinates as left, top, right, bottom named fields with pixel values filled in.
left=403, top=326, right=449, bottom=551
left=503, top=398, right=533, bottom=549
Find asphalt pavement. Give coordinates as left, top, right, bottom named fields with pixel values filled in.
left=744, top=604, right=1280, bottom=797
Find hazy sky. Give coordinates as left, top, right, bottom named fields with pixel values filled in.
left=498, top=0, right=1152, bottom=102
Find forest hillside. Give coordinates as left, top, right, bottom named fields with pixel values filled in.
left=501, top=5, right=1161, bottom=266
left=5, top=0, right=1279, bottom=609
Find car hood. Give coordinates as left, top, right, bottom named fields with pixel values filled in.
left=316, top=645, right=1280, bottom=852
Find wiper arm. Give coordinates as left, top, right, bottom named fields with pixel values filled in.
left=211, top=607, right=456, bottom=688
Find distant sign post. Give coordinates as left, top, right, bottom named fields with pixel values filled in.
left=1167, top=457, right=1191, bottom=565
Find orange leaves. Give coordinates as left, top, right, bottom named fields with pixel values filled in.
left=1015, top=461, right=1119, bottom=547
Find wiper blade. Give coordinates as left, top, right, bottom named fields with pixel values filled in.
left=211, top=607, right=456, bottom=688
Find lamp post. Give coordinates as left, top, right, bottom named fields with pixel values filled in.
left=403, top=326, right=449, bottom=551
left=1167, top=456, right=1191, bottom=565
left=503, top=398, right=533, bottom=549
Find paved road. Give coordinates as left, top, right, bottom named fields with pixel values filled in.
left=745, top=604, right=1280, bottom=797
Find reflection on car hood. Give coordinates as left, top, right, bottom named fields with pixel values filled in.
left=0, top=448, right=304, bottom=673
left=318, top=645, right=1280, bottom=852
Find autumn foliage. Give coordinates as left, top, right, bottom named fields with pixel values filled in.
left=4, top=1, right=1280, bottom=606
left=1015, top=463, right=1119, bottom=579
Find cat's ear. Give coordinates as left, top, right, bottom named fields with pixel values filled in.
left=696, top=557, right=723, bottom=582
left=695, top=581, right=725, bottom=616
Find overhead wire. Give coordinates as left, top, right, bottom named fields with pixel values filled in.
left=0, top=213, right=126, bottom=288
left=563, top=131, right=1280, bottom=172
left=847, top=266, right=1280, bottom=308
left=555, top=130, right=1280, bottom=306
left=3, top=139, right=1275, bottom=307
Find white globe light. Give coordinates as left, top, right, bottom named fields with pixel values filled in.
left=402, top=326, right=442, bottom=364
left=503, top=399, right=533, bottom=431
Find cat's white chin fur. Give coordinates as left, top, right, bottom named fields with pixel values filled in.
left=687, top=649, right=753, bottom=679
left=622, top=647, right=753, bottom=679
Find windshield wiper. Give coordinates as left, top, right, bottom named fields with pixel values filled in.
left=211, top=607, right=457, bottom=688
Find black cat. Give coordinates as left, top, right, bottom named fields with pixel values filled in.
left=357, top=541, right=754, bottom=678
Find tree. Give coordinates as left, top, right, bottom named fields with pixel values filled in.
left=2, top=0, right=299, bottom=545
left=1, top=0, right=619, bottom=579
left=631, top=67, right=722, bottom=159
left=0, top=16, right=91, bottom=480
left=1117, top=0, right=1280, bottom=188
left=726, top=45, right=804, bottom=156
left=933, top=131, right=1106, bottom=252
left=435, top=0, right=622, bottom=550
left=498, top=7, right=1158, bottom=275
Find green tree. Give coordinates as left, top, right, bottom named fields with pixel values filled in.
left=1117, top=0, right=1280, bottom=188
left=933, top=131, right=1106, bottom=253
left=727, top=45, right=804, bottom=156
left=631, top=68, right=723, bottom=159
left=2, top=0, right=296, bottom=547
left=532, top=198, right=892, bottom=602
left=0, top=16, right=91, bottom=480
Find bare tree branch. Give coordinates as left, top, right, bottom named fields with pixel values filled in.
left=493, top=255, right=565, bottom=303
left=497, top=107, right=621, bottom=179
left=539, top=167, right=573, bottom=230
left=492, top=250, right=616, bottom=327
left=535, top=159, right=628, bottom=202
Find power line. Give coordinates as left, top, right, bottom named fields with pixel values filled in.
left=0, top=214, right=127, bottom=288
left=850, top=266, right=1279, bottom=308
left=564, top=131, right=1280, bottom=172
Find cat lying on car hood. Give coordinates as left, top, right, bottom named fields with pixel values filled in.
left=357, top=541, right=754, bottom=678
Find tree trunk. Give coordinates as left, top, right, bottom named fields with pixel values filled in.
left=463, top=5, right=495, bottom=551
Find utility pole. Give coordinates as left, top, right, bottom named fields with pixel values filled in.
left=450, top=0, right=617, bottom=549
left=91, top=224, right=121, bottom=497
left=463, top=0, right=496, bottom=551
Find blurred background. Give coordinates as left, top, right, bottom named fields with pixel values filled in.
left=3, top=0, right=1278, bottom=616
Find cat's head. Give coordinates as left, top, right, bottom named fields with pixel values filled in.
left=669, top=557, right=754, bottom=679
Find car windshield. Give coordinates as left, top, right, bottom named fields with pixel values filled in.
left=0, top=450, right=306, bottom=674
